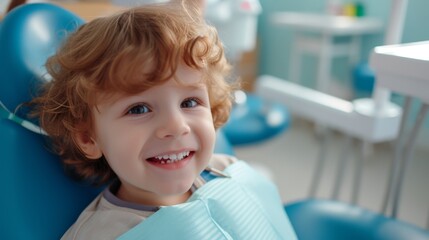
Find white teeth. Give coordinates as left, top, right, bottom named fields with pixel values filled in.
left=154, top=151, right=190, bottom=164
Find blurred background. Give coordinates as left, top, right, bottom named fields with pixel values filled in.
left=242, top=0, right=429, bottom=229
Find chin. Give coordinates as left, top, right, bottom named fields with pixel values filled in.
left=158, top=180, right=194, bottom=196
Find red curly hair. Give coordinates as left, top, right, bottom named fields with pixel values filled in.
left=31, top=2, right=234, bottom=184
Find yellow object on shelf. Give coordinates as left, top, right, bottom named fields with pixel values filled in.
left=343, top=3, right=357, bottom=17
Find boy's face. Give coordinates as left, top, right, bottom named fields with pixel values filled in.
left=88, top=64, right=215, bottom=205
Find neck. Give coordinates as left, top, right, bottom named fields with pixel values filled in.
left=116, top=185, right=192, bottom=207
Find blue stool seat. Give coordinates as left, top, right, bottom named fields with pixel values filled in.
left=285, top=199, right=429, bottom=240
left=222, top=92, right=290, bottom=146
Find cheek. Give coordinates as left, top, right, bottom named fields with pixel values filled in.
left=96, top=131, right=145, bottom=178
left=198, top=114, right=217, bottom=151
left=207, top=124, right=216, bottom=147
left=94, top=121, right=145, bottom=161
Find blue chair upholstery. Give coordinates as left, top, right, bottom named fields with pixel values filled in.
left=285, top=199, right=429, bottom=240
left=0, top=4, right=101, bottom=239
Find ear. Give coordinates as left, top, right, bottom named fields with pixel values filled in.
left=74, top=132, right=103, bottom=159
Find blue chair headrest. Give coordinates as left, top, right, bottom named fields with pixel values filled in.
left=0, top=3, right=84, bottom=116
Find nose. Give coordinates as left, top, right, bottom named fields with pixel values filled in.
left=156, top=111, right=191, bottom=139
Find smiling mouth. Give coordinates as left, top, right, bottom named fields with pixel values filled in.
left=147, top=151, right=194, bottom=165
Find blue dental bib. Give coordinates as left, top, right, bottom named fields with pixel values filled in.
left=118, top=161, right=297, bottom=240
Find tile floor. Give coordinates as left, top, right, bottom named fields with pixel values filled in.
left=234, top=117, right=429, bottom=229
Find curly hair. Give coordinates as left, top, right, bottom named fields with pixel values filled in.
left=31, top=2, right=234, bottom=184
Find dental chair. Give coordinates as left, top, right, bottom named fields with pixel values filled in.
left=0, top=3, right=102, bottom=239
left=0, top=3, right=235, bottom=239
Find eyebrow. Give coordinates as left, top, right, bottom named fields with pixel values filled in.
left=176, top=81, right=207, bottom=90
left=185, top=85, right=206, bottom=91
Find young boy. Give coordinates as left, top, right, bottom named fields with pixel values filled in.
left=31, top=2, right=297, bottom=239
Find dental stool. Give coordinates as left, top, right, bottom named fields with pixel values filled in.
left=222, top=91, right=290, bottom=146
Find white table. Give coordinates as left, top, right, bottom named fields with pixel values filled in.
left=271, top=12, right=382, bottom=93
left=370, top=41, right=429, bottom=219
left=371, top=41, right=429, bottom=104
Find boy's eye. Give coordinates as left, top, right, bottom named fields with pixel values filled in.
left=181, top=98, right=199, bottom=108
left=127, top=104, right=151, bottom=115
